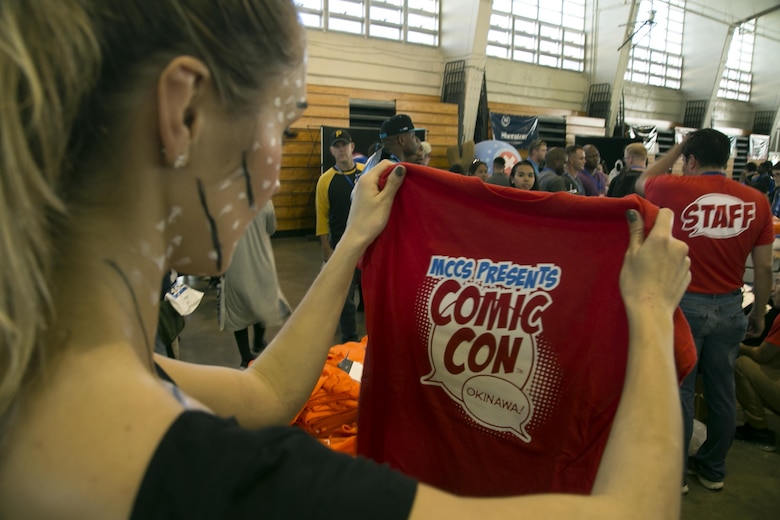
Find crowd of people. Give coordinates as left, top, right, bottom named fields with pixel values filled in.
left=317, top=111, right=779, bottom=500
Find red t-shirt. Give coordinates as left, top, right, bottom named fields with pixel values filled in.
left=359, top=164, right=696, bottom=497
left=645, top=174, right=774, bottom=294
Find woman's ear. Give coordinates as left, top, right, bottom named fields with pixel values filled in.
left=158, top=56, right=210, bottom=169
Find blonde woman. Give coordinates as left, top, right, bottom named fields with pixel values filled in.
left=0, top=1, right=689, bottom=518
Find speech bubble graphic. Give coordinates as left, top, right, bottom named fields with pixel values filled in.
left=462, top=375, right=532, bottom=442
left=681, top=194, right=756, bottom=239
left=421, top=277, right=546, bottom=441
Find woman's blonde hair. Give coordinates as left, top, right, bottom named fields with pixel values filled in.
left=0, top=0, right=304, bottom=421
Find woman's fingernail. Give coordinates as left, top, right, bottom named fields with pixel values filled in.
left=394, top=166, right=405, bottom=177
left=626, top=210, right=638, bottom=223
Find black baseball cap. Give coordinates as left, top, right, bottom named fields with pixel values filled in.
left=329, top=129, right=352, bottom=146
left=379, top=114, right=415, bottom=139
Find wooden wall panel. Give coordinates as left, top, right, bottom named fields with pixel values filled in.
left=277, top=86, right=601, bottom=231
left=277, top=85, right=461, bottom=232
left=278, top=128, right=321, bottom=232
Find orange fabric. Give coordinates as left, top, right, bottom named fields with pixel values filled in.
left=292, top=337, right=367, bottom=455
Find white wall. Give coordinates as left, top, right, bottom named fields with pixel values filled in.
left=440, top=0, right=489, bottom=60
left=752, top=14, right=780, bottom=113
left=304, top=30, right=444, bottom=97
left=485, top=59, right=588, bottom=112
left=623, top=84, right=684, bottom=124
left=679, top=17, right=729, bottom=101
left=711, top=99, right=756, bottom=130
left=302, top=0, right=780, bottom=133
left=590, top=0, right=632, bottom=86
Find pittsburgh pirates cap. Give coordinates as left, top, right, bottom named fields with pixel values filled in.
left=329, top=129, right=352, bottom=146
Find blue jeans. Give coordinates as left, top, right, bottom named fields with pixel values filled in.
left=679, top=291, right=747, bottom=482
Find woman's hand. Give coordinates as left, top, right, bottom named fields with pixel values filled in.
left=342, top=160, right=406, bottom=250
left=620, top=208, right=691, bottom=315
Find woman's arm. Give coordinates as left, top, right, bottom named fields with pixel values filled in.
left=409, top=209, right=690, bottom=520
left=156, top=161, right=405, bottom=428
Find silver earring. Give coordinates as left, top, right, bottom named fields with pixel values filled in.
left=173, top=154, right=187, bottom=169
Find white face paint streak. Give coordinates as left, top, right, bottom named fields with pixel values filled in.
left=286, top=111, right=296, bottom=121
left=219, top=204, right=233, bottom=217
left=252, top=142, right=260, bottom=151
left=277, top=112, right=284, bottom=123
left=153, top=255, right=165, bottom=272
left=208, top=251, right=218, bottom=261
left=266, top=156, right=274, bottom=165
left=232, top=220, right=241, bottom=230
left=237, top=192, right=247, bottom=200
left=168, top=206, right=183, bottom=224
left=295, top=79, right=302, bottom=88
left=155, top=220, right=166, bottom=232
left=274, top=97, right=281, bottom=107
left=166, top=245, right=174, bottom=258
left=175, top=257, right=192, bottom=266
left=270, top=137, right=277, bottom=147
left=262, top=179, right=273, bottom=189
left=171, top=235, right=182, bottom=247
left=219, top=179, right=233, bottom=191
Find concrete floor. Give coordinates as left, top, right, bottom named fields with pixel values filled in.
left=177, top=235, right=780, bottom=518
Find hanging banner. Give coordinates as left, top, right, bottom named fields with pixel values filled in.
left=748, top=134, right=770, bottom=162
left=674, top=127, right=697, bottom=144
left=629, top=124, right=658, bottom=154
left=490, top=113, right=539, bottom=149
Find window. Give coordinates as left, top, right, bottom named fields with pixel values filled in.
left=718, top=20, right=754, bottom=102
left=294, top=0, right=439, bottom=46
left=625, top=0, right=685, bottom=89
left=487, top=0, right=585, bottom=72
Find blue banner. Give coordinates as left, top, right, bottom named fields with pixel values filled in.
left=490, top=113, right=539, bottom=149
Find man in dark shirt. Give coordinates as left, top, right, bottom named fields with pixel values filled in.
left=488, top=156, right=510, bottom=186
left=578, top=144, right=607, bottom=196
left=526, top=139, right=547, bottom=176
left=363, top=114, right=420, bottom=172
left=537, top=147, right=566, bottom=192
left=607, top=142, right=647, bottom=198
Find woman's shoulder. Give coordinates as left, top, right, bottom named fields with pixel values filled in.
left=0, top=354, right=184, bottom=519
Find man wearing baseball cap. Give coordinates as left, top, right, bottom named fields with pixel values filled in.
left=363, top=114, right=420, bottom=171
left=315, top=129, right=364, bottom=342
